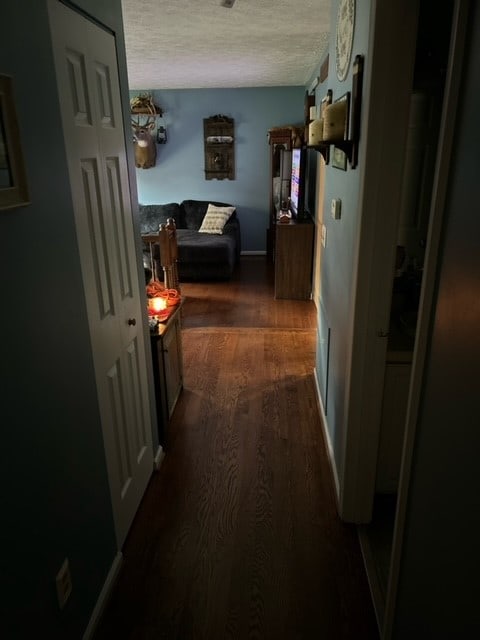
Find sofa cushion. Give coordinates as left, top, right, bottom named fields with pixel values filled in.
left=176, top=228, right=237, bottom=266
left=198, top=203, right=236, bottom=234
left=181, top=199, right=235, bottom=230
left=140, top=199, right=241, bottom=281
left=138, top=202, right=184, bottom=233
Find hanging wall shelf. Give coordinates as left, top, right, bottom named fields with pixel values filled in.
left=307, top=54, right=364, bottom=169
left=203, top=115, right=235, bottom=180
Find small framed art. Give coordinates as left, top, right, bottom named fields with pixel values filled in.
left=332, top=146, right=347, bottom=171
left=0, top=74, right=30, bottom=210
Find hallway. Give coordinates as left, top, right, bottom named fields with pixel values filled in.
left=93, top=256, right=378, bottom=639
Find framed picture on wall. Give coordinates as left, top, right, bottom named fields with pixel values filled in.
left=332, top=146, right=347, bottom=171
left=0, top=74, right=30, bottom=210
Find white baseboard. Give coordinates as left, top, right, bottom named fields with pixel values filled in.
left=357, top=526, right=385, bottom=632
left=83, top=444, right=164, bottom=638
left=154, top=445, right=165, bottom=470
left=82, top=551, right=123, bottom=640
left=313, top=366, right=340, bottom=503
left=240, top=250, right=266, bottom=256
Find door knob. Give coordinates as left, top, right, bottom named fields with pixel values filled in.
left=127, top=318, right=136, bottom=326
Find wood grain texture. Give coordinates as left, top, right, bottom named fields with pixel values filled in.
left=274, top=221, right=314, bottom=300
left=93, top=257, right=378, bottom=640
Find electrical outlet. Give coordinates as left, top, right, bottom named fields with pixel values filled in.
left=55, top=558, right=72, bottom=609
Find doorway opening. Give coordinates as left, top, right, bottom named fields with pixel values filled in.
left=359, top=0, right=454, bottom=630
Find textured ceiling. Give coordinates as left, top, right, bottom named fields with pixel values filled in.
left=121, top=0, right=331, bottom=90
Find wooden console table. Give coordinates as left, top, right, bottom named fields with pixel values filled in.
left=274, top=219, right=314, bottom=300
left=149, top=298, right=184, bottom=448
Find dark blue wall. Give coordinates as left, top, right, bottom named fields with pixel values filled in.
left=0, top=0, right=129, bottom=637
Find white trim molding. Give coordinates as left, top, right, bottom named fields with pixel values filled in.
left=313, top=367, right=340, bottom=503
left=154, top=445, right=165, bottom=470
left=82, top=552, right=123, bottom=640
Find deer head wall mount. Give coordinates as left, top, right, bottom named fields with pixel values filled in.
left=130, top=93, right=162, bottom=169
left=131, top=115, right=157, bottom=169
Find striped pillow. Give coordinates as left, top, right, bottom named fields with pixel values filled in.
left=198, top=204, right=235, bottom=234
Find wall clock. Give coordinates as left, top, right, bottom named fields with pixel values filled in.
left=335, top=0, right=355, bottom=81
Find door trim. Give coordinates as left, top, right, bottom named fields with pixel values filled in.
left=382, top=2, right=470, bottom=636
left=339, top=0, right=420, bottom=522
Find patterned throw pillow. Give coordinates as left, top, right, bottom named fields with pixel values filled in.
left=198, top=204, right=236, bottom=234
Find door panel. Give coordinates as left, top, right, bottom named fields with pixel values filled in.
left=81, top=158, right=115, bottom=318
left=48, top=0, right=153, bottom=547
left=106, top=157, right=133, bottom=301
left=107, top=361, right=132, bottom=496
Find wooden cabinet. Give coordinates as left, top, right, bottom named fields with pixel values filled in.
left=150, top=302, right=184, bottom=447
left=266, top=126, right=296, bottom=262
left=274, top=220, right=314, bottom=300
left=266, top=125, right=314, bottom=299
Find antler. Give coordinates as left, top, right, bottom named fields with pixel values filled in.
left=131, top=115, right=156, bottom=131
left=130, top=93, right=162, bottom=116
left=144, top=115, right=157, bottom=129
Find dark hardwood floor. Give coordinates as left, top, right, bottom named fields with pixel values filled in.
left=93, top=256, right=379, bottom=640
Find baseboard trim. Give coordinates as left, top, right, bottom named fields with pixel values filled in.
left=154, top=445, right=165, bottom=470
left=313, top=366, right=340, bottom=503
left=357, top=526, right=385, bottom=633
left=82, top=551, right=123, bottom=640
left=241, top=250, right=266, bottom=256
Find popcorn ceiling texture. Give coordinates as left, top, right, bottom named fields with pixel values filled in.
left=121, top=0, right=330, bottom=89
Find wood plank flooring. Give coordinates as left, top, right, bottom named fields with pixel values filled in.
left=93, top=256, right=379, bottom=640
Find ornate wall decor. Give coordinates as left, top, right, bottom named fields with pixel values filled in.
left=335, top=0, right=355, bottom=81
left=203, top=115, right=234, bottom=180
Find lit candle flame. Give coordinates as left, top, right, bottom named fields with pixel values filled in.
left=151, top=297, right=167, bottom=312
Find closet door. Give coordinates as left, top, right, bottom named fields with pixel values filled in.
left=48, top=0, right=153, bottom=547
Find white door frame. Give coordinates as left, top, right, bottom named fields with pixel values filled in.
left=339, top=0, right=421, bottom=522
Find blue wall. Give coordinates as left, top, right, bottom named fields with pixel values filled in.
left=309, top=0, right=371, bottom=485
left=0, top=0, right=131, bottom=636
left=131, top=87, right=305, bottom=252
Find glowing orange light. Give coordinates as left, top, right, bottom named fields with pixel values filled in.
left=150, top=297, right=167, bottom=312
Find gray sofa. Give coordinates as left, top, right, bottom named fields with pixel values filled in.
left=139, top=199, right=241, bottom=281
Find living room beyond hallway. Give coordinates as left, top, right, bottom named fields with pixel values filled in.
left=93, top=256, right=378, bottom=639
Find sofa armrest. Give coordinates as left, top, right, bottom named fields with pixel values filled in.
left=224, top=217, right=241, bottom=261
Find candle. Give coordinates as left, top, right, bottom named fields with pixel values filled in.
left=151, top=296, right=167, bottom=312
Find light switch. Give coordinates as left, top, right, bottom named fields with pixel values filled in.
left=331, top=198, right=342, bottom=220
left=321, top=224, right=327, bottom=248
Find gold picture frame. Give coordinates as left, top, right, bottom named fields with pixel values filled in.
left=0, top=75, right=30, bottom=210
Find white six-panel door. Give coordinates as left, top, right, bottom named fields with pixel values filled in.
left=48, top=0, right=153, bottom=547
